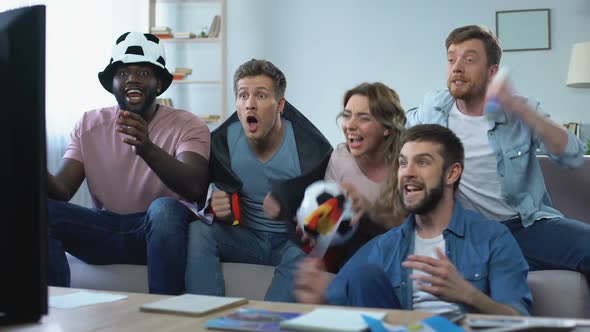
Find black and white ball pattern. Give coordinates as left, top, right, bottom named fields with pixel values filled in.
left=296, top=180, right=358, bottom=247
left=109, top=32, right=167, bottom=69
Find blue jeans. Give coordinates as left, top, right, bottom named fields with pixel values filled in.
left=503, top=217, right=590, bottom=277
left=338, top=264, right=402, bottom=309
left=185, top=221, right=306, bottom=302
left=47, top=197, right=192, bottom=295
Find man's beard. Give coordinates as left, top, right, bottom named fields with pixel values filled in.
left=114, top=87, right=158, bottom=114
left=399, top=175, right=445, bottom=215
left=447, top=77, right=488, bottom=101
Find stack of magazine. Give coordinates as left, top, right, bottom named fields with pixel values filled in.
left=206, top=308, right=300, bottom=332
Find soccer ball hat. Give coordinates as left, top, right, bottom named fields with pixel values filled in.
left=98, top=32, right=173, bottom=96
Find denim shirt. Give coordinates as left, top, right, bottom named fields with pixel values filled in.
left=326, top=202, right=532, bottom=315
left=406, top=90, right=587, bottom=227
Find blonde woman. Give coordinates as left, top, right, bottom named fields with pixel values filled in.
left=322, top=82, right=407, bottom=271
left=264, top=82, right=407, bottom=272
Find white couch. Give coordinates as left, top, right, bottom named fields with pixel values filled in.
left=67, top=254, right=275, bottom=300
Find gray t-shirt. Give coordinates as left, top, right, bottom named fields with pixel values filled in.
left=227, top=119, right=301, bottom=233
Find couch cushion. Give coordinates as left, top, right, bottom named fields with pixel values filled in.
left=67, top=254, right=277, bottom=299
left=528, top=270, right=590, bottom=318
left=221, top=262, right=275, bottom=300
left=68, top=254, right=148, bottom=293
left=538, top=155, right=590, bottom=223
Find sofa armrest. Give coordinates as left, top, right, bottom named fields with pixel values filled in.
left=528, top=270, right=590, bottom=318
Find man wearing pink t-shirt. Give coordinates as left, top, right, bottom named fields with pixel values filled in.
left=46, top=32, right=210, bottom=295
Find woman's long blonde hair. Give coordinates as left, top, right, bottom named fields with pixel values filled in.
left=340, top=82, right=407, bottom=228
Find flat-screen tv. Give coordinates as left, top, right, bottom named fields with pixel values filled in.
left=0, top=4, right=48, bottom=324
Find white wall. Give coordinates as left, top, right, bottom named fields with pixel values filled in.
left=227, top=0, right=590, bottom=146
left=0, top=0, right=585, bottom=208
left=4, top=0, right=588, bottom=169
left=5, top=0, right=585, bottom=148
left=45, top=0, right=150, bottom=136
left=45, top=0, right=149, bottom=206
left=1, top=0, right=150, bottom=136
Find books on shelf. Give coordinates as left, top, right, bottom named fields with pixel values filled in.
left=175, top=68, right=192, bottom=75
left=156, top=98, right=173, bottom=107
left=173, top=31, right=196, bottom=39
left=201, top=114, right=221, bottom=124
left=564, top=122, right=581, bottom=138
left=150, top=26, right=172, bottom=39
left=151, top=27, right=201, bottom=40
left=173, top=67, right=193, bottom=80
left=208, top=15, right=221, bottom=38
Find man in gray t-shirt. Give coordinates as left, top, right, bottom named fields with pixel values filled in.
left=227, top=120, right=301, bottom=233
left=185, top=59, right=332, bottom=302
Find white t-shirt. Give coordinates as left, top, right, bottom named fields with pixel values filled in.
left=448, top=103, right=517, bottom=221
left=412, top=231, right=459, bottom=313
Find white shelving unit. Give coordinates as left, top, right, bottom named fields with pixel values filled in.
left=148, top=0, right=227, bottom=125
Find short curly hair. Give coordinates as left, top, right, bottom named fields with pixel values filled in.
left=233, top=59, right=286, bottom=100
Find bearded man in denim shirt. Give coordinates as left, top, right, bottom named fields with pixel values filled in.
left=295, top=125, right=531, bottom=315
left=406, top=25, right=589, bottom=280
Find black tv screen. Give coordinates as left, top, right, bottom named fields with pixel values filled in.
left=0, top=4, right=48, bottom=324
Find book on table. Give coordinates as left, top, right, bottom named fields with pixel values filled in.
left=140, top=294, right=247, bottom=317
left=205, top=308, right=301, bottom=332
left=279, top=308, right=387, bottom=332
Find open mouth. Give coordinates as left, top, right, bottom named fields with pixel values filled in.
left=451, top=79, right=467, bottom=87
left=125, top=88, right=144, bottom=104
left=402, top=181, right=425, bottom=199
left=404, top=184, right=423, bottom=193
left=246, top=115, right=258, bottom=132
left=348, top=135, right=364, bottom=149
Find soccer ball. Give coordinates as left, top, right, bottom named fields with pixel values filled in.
left=296, top=180, right=357, bottom=247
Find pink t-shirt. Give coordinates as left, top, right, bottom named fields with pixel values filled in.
left=64, top=105, right=210, bottom=214
left=324, top=144, right=383, bottom=203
